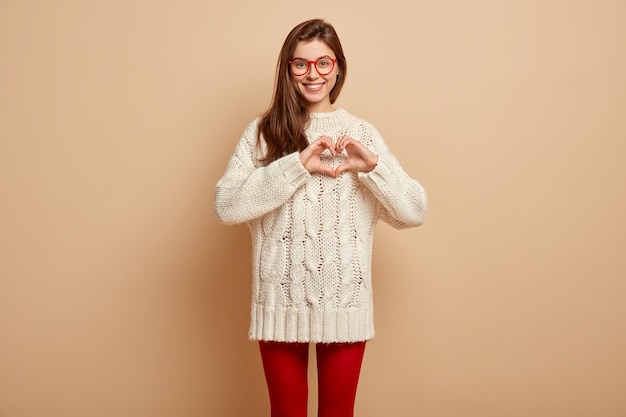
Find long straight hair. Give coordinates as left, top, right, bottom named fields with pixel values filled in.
left=257, top=19, right=347, bottom=164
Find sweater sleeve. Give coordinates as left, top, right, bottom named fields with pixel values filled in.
left=214, top=121, right=311, bottom=225
left=357, top=124, right=428, bottom=229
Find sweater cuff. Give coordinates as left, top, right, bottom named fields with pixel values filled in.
left=277, top=152, right=311, bottom=186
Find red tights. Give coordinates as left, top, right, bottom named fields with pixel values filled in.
left=259, top=341, right=366, bottom=417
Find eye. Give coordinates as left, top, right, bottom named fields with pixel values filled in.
left=292, top=60, right=306, bottom=68
left=318, top=59, right=331, bottom=67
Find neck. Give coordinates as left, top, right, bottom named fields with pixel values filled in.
left=306, top=100, right=334, bottom=113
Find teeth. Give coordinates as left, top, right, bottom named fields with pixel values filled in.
left=305, top=84, right=323, bottom=90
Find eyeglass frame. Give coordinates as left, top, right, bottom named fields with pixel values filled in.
left=288, top=56, right=338, bottom=76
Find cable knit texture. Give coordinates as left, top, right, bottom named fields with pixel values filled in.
left=214, top=109, right=427, bottom=343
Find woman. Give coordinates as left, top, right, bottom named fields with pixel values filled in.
left=214, top=18, right=427, bottom=417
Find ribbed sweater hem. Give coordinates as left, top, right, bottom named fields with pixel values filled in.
left=249, top=304, right=375, bottom=343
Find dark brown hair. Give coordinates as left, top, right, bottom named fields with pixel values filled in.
left=257, top=19, right=347, bottom=164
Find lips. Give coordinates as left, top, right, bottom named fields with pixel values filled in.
left=303, top=82, right=325, bottom=92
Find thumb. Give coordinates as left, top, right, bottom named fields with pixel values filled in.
left=317, top=163, right=337, bottom=177
left=334, top=162, right=350, bottom=177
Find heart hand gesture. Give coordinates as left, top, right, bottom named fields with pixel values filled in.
left=299, top=135, right=378, bottom=178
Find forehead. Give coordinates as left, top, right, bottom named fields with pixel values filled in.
left=292, top=39, right=335, bottom=59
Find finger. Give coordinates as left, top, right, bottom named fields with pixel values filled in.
left=318, top=135, right=335, bottom=145
left=335, top=135, right=349, bottom=152
left=316, top=136, right=336, bottom=155
left=338, top=135, right=358, bottom=151
left=310, top=139, right=331, bottom=156
left=344, top=139, right=365, bottom=153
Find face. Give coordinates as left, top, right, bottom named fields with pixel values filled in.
left=290, top=39, right=339, bottom=113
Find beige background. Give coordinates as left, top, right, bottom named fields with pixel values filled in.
left=1, top=1, right=625, bottom=416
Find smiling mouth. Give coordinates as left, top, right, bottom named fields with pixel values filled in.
left=303, top=83, right=324, bottom=91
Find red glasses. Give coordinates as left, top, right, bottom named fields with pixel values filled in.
left=288, top=57, right=337, bottom=76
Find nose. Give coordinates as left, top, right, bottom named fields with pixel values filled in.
left=306, top=62, right=320, bottom=79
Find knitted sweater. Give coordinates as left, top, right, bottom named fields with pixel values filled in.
left=214, top=108, right=427, bottom=343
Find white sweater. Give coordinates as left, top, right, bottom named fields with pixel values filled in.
left=214, top=109, right=427, bottom=343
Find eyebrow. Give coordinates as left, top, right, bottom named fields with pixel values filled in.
left=290, top=54, right=334, bottom=60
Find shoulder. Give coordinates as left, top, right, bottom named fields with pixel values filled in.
left=229, top=117, right=263, bottom=158
left=233, top=117, right=263, bottom=149
left=243, top=116, right=262, bottom=136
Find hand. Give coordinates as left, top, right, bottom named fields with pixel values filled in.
left=335, top=135, right=378, bottom=176
left=299, top=136, right=337, bottom=177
